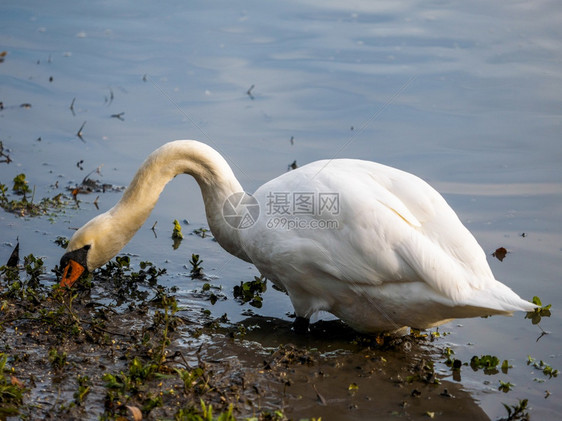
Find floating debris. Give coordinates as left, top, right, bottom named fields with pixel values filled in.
left=110, top=112, right=125, bottom=121
left=0, top=141, right=12, bottom=163
left=76, top=121, right=86, bottom=141
left=492, top=247, right=508, bottom=261
left=68, top=165, right=124, bottom=198
left=288, top=160, right=297, bottom=171
left=105, top=87, right=114, bottom=105
left=6, top=240, right=19, bottom=267
left=246, top=84, right=255, bottom=100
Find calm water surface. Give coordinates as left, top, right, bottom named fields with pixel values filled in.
left=1, top=0, right=561, bottom=418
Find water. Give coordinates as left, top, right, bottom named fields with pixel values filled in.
left=1, top=0, right=561, bottom=418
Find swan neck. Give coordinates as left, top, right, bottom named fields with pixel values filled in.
left=110, top=140, right=247, bottom=260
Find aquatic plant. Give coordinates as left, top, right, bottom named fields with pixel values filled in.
left=193, top=227, right=211, bottom=238
left=233, top=275, right=267, bottom=308
left=174, top=400, right=235, bottom=421
left=173, top=219, right=184, bottom=249
left=48, top=348, right=68, bottom=371
left=498, top=380, right=514, bottom=393
left=501, top=399, right=529, bottom=420
left=0, top=353, right=25, bottom=418
left=74, top=375, right=91, bottom=405
left=0, top=174, right=68, bottom=217
left=443, top=347, right=463, bottom=371
left=527, top=356, right=559, bottom=379
left=470, top=355, right=500, bottom=375
left=525, top=296, right=551, bottom=325
left=189, top=254, right=204, bottom=278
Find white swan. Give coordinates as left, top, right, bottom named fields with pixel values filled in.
left=59, top=140, right=536, bottom=333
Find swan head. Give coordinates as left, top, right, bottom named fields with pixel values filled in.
left=59, top=244, right=90, bottom=288
left=59, top=213, right=130, bottom=287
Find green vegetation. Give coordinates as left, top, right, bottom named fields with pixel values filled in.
left=0, top=173, right=68, bottom=217
left=12, top=174, right=31, bottom=196
left=2, top=253, right=316, bottom=419
left=443, top=347, right=462, bottom=370
left=527, top=356, right=559, bottom=379
left=174, top=400, right=235, bottom=421
left=74, top=375, right=91, bottom=405
left=193, top=227, right=211, bottom=238
left=498, top=380, right=514, bottom=393
left=189, top=254, right=204, bottom=278
left=470, top=355, right=501, bottom=375
left=525, top=296, right=552, bottom=325
left=48, top=348, right=68, bottom=371
left=233, top=275, right=267, bottom=308
left=501, top=399, right=529, bottom=420
left=0, top=353, right=25, bottom=418
left=173, top=219, right=184, bottom=249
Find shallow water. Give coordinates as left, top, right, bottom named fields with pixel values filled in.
left=1, top=0, right=561, bottom=418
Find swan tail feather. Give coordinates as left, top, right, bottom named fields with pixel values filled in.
left=463, top=281, right=538, bottom=314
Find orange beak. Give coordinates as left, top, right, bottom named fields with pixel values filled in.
left=60, top=260, right=86, bottom=288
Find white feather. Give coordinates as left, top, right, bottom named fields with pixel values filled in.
left=62, top=141, right=536, bottom=333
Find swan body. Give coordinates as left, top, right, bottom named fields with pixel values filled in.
left=60, top=140, right=536, bottom=333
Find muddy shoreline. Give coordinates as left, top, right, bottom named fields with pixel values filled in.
left=0, top=257, right=494, bottom=420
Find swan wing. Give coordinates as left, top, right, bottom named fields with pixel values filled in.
left=243, top=159, right=522, bottom=311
